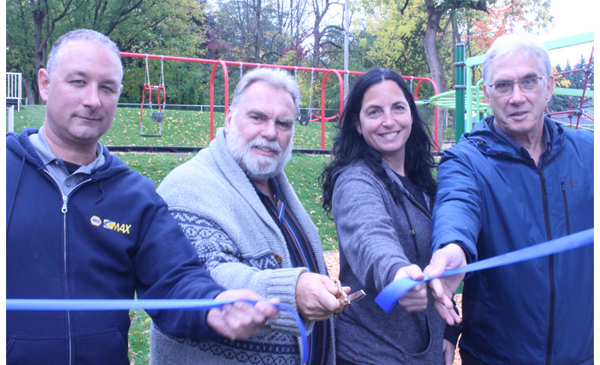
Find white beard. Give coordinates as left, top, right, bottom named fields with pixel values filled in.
left=226, top=118, right=293, bottom=182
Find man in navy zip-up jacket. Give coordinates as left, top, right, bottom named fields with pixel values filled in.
left=6, top=29, right=280, bottom=365
left=425, top=34, right=593, bottom=364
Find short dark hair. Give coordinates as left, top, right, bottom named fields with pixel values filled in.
left=47, top=29, right=122, bottom=81
left=321, top=68, right=437, bottom=213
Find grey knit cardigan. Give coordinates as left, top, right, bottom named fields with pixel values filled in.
left=149, top=128, right=335, bottom=365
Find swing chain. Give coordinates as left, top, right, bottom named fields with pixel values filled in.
left=308, top=68, right=314, bottom=115
left=160, top=56, right=166, bottom=111
left=145, top=55, right=153, bottom=112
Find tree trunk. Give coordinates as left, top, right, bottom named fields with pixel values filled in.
left=422, top=6, right=447, bottom=149
left=254, top=0, right=261, bottom=62
left=22, top=75, right=37, bottom=106
left=32, top=1, right=47, bottom=105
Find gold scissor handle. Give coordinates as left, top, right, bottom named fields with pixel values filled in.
left=334, top=279, right=349, bottom=315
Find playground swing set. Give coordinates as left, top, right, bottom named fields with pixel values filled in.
left=294, top=67, right=340, bottom=126
left=139, top=55, right=167, bottom=137
left=120, top=32, right=593, bottom=148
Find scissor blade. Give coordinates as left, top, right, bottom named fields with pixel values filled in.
left=347, top=290, right=367, bottom=304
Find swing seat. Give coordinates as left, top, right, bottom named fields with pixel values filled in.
left=140, top=122, right=162, bottom=138
left=151, top=112, right=164, bottom=122
left=298, top=114, right=310, bottom=126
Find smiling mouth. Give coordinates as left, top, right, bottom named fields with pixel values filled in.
left=253, top=146, right=279, bottom=154
left=379, top=131, right=400, bottom=138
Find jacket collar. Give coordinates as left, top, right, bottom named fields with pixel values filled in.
left=7, top=128, right=128, bottom=180
left=461, top=115, right=565, bottom=161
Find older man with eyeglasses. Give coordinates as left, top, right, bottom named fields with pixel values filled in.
left=424, top=34, right=593, bottom=365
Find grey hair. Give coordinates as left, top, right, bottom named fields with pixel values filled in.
left=46, top=29, right=123, bottom=81
left=230, top=68, right=300, bottom=114
left=483, top=33, right=552, bottom=85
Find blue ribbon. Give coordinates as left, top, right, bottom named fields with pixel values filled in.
left=6, top=298, right=308, bottom=363
left=375, top=228, right=594, bottom=313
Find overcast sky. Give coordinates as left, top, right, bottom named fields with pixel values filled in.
left=536, top=0, right=595, bottom=68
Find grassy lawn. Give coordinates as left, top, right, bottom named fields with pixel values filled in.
left=9, top=104, right=338, bottom=150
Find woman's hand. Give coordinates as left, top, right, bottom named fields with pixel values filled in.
left=394, top=264, right=428, bottom=312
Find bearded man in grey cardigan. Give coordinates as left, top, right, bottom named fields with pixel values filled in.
left=150, top=68, right=346, bottom=365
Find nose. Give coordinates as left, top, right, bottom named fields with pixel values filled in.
left=381, top=109, right=394, bottom=127
left=83, top=85, right=102, bottom=109
left=261, top=120, right=277, bottom=140
left=508, top=84, right=526, bottom=104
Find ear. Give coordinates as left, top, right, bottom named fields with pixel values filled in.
left=224, top=109, right=233, bottom=135
left=545, top=75, right=555, bottom=101
left=38, top=68, right=51, bottom=102
left=353, top=115, right=363, bottom=135
left=483, top=84, right=492, bottom=104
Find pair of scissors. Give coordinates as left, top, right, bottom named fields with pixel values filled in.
left=333, top=279, right=366, bottom=315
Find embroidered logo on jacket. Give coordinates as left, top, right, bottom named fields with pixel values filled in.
left=568, top=179, right=579, bottom=188
left=90, top=216, right=102, bottom=226
left=89, top=215, right=131, bottom=234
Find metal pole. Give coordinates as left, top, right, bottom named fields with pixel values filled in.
left=344, top=0, right=350, bottom=98
left=454, top=43, right=465, bottom=143
left=8, top=105, right=15, bottom=132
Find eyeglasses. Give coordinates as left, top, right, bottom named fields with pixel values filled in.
left=486, top=76, right=549, bottom=97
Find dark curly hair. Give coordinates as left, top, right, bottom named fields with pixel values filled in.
left=321, top=68, right=437, bottom=214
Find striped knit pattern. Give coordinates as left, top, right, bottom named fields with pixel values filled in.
left=256, top=178, right=330, bottom=365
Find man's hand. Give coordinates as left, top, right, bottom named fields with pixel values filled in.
left=295, top=272, right=350, bottom=321
left=443, top=339, right=456, bottom=365
left=207, top=289, right=280, bottom=341
left=394, top=264, right=428, bottom=312
left=424, top=243, right=467, bottom=326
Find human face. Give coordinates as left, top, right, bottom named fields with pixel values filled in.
left=225, top=81, right=296, bottom=182
left=357, top=80, right=413, bottom=167
left=38, top=39, right=123, bottom=150
left=484, top=54, right=554, bottom=140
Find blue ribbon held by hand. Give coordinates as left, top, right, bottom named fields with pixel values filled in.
left=6, top=298, right=308, bottom=363
left=375, top=228, right=594, bottom=313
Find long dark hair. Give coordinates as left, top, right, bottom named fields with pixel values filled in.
left=321, top=68, right=437, bottom=214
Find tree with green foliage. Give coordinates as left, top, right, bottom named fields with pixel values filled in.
left=6, top=0, right=208, bottom=105
left=356, top=0, right=553, bottom=146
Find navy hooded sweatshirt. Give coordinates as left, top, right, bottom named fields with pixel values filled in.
left=7, top=128, right=225, bottom=364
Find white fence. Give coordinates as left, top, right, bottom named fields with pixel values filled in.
left=7, top=72, right=22, bottom=111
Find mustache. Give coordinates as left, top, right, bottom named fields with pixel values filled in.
left=248, top=138, right=282, bottom=154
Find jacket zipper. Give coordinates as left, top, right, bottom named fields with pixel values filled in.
left=483, top=131, right=564, bottom=364
left=43, top=171, right=91, bottom=365
left=406, top=193, right=432, bottom=220
left=539, top=170, right=555, bottom=365
left=560, top=182, right=571, bottom=235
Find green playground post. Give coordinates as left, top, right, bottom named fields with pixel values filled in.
left=454, top=43, right=466, bottom=144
